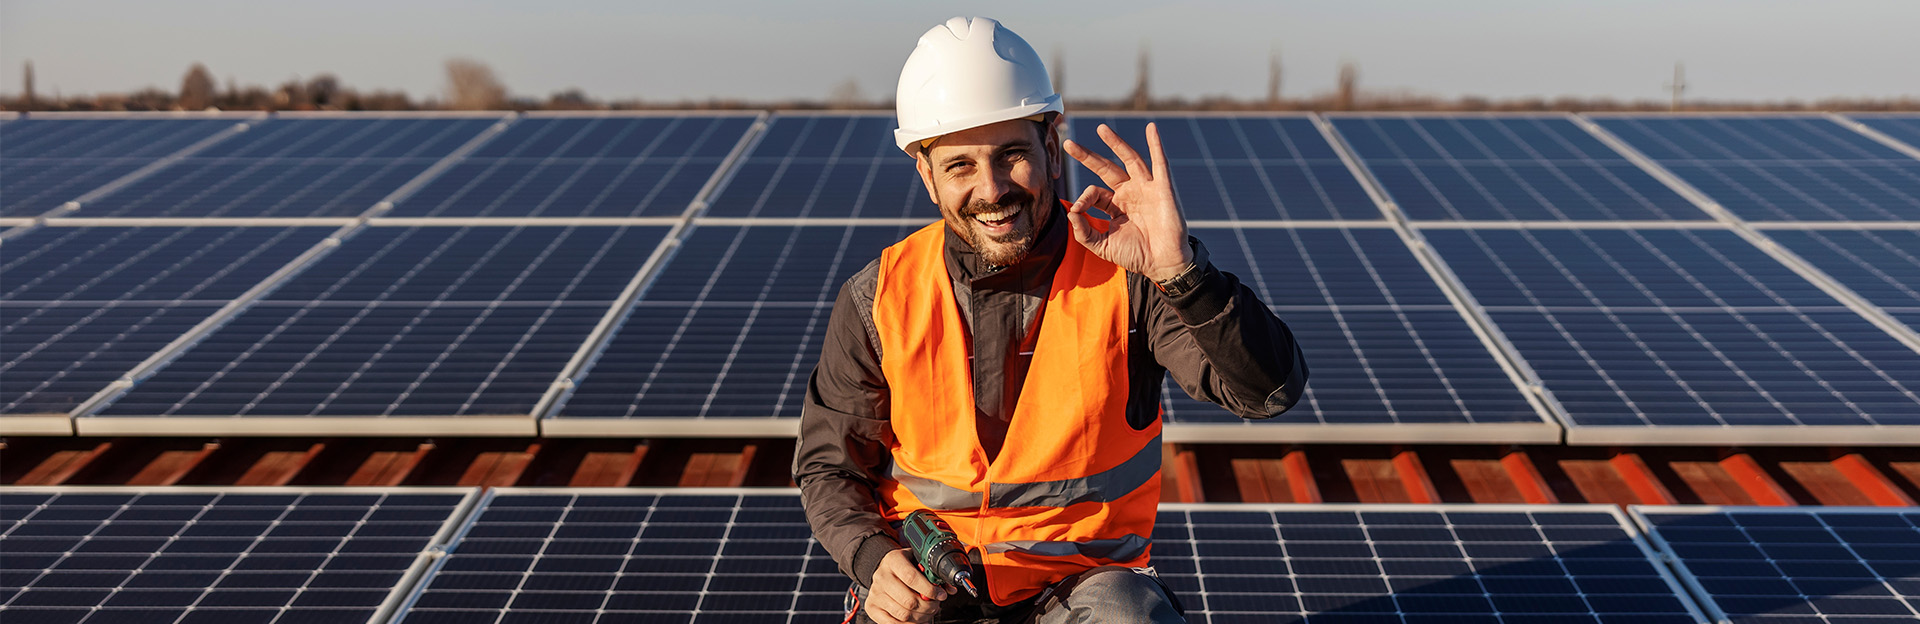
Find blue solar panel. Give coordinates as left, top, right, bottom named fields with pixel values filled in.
left=391, top=115, right=754, bottom=217
left=95, top=226, right=666, bottom=420
left=1594, top=116, right=1920, bottom=222
left=78, top=117, right=497, bottom=218
left=394, top=491, right=1706, bottom=623
left=1636, top=507, right=1920, bottom=624
left=1332, top=116, right=1707, bottom=221
left=0, top=487, right=472, bottom=624
left=1169, top=226, right=1541, bottom=430
left=1764, top=229, right=1920, bottom=310
left=555, top=223, right=920, bottom=422
left=1071, top=115, right=1382, bottom=220
left=0, top=118, right=241, bottom=217
left=2, top=226, right=333, bottom=416
left=1853, top=115, right=1920, bottom=154
left=704, top=114, right=926, bottom=219
left=1426, top=227, right=1920, bottom=438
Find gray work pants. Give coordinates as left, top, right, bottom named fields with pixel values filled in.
left=850, top=566, right=1186, bottom=624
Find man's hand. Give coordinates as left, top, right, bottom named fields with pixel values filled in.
left=1063, top=123, right=1193, bottom=283
left=866, top=548, right=947, bottom=624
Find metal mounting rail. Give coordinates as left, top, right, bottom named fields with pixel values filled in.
left=531, top=111, right=774, bottom=427
left=1309, top=113, right=1571, bottom=443
left=0, top=116, right=263, bottom=240
left=64, top=114, right=525, bottom=422
left=1570, top=113, right=1920, bottom=356
left=1826, top=113, right=1920, bottom=162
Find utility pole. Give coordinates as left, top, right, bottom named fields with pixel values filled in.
left=1051, top=47, right=1066, bottom=97
left=1665, top=62, right=1687, bottom=111
left=1130, top=42, right=1151, bottom=110
left=1267, top=48, right=1282, bottom=108
left=1337, top=62, right=1358, bottom=111
left=22, top=60, right=34, bottom=111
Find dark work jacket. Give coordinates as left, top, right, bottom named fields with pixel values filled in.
left=793, top=203, right=1308, bottom=591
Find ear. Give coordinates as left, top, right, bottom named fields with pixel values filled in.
left=914, top=149, right=939, bottom=205
left=1045, top=115, right=1065, bottom=182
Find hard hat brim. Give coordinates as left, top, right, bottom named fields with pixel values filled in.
left=894, top=96, right=1063, bottom=154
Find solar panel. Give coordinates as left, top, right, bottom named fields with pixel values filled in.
left=0, top=486, right=475, bottom=624
left=1850, top=114, right=1920, bottom=150
left=0, top=118, right=244, bottom=217
left=1763, top=228, right=1920, bottom=313
left=392, top=490, right=1707, bottom=624
left=1848, top=115, right=1920, bottom=157
left=76, top=117, right=500, bottom=218
left=548, top=223, right=922, bottom=433
left=1070, top=115, right=1382, bottom=220
left=391, top=114, right=756, bottom=218
left=1634, top=506, right=1920, bottom=624
left=86, top=225, right=668, bottom=435
left=1167, top=226, right=1549, bottom=440
left=1592, top=116, right=1920, bottom=222
left=1330, top=115, right=1708, bottom=221
left=2, top=226, right=333, bottom=424
left=1424, top=226, right=1920, bottom=443
left=703, top=114, right=928, bottom=219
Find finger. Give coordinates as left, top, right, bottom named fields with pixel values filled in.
left=1063, top=138, right=1130, bottom=190
left=909, top=595, right=943, bottom=618
left=867, top=594, right=909, bottom=624
left=879, top=564, right=940, bottom=602
left=1098, top=124, right=1152, bottom=181
left=1065, top=199, right=1106, bottom=252
left=1146, top=122, right=1170, bottom=181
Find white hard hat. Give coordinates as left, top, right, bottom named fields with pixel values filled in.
left=894, top=16, right=1062, bottom=154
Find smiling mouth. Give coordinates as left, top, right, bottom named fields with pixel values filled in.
left=972, top=208, right=1019, bottom=227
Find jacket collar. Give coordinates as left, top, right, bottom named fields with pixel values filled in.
left=942, top=202, right=1069, bottom=291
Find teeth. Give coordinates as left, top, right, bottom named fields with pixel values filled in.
left=972, top=209, right=1016, bottom=223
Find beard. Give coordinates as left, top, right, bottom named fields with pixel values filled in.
left=942, top=185, right=1051, bottom=267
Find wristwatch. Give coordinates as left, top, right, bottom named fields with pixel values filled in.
left=1153, top=238, right=1211, bottom=298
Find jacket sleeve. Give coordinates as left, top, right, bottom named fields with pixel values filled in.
left=1142, top=237, right=1309, bottom=419
left=793, top=261, right=903, bottom=587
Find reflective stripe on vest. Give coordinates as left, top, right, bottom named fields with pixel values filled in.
left=872, top=218, right=1161, bottom=606
left=887, top=433, right=1162, bottom=511
left=984, top=534, right=1152, bottom=562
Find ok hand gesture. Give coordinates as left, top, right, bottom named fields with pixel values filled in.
left=1063, top=123, right=1193, bottom=283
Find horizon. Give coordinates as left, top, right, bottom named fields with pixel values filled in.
left=3, top=1, right=1918, bottom=105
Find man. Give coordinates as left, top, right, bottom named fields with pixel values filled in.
left=795, top=16, right=1307, bottom=624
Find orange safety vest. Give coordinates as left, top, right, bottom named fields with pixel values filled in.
left=872, top=219, right=1162, bottom=606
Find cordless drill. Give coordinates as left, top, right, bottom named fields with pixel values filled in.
left=901, top=510, right=979, bottom=598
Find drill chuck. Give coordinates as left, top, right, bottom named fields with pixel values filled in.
left=901, top=510, right=979, bottom=597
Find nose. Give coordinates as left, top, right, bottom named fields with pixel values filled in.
left=979, top=163, right=1018, bottom=205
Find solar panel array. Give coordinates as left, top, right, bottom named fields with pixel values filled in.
left=1178, top=225, right=1545, bottom=436
left=2, top=111, right=1918, bottom=445
left=1592, top=116, right=1920, bottom=222
left=0, top=117, right=245, bottom=218
left=391, top=490, right=1710, bottom=624
left=1070, top=115, right=1381, bottom=220
left=96, top=225, right=668, bottom=428
left=2, top=226, right=334, bottom=424
left=393, top=115, right=753, bottom=218
left=0, top=487, right=473, bottom=624
left=1424, top=227, right=1920, bottom=441
left=1332, top=115, right=1707, bottom=221
left=1635, top=507, right=1920, bottom=624
left=13, top=486, right=1920, bottom=624
left=84, top=117, right=500, bottom=218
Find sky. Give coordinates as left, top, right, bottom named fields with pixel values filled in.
left=3, top=0, right=1917, bottom=104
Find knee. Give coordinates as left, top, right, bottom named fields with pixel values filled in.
left=1073, top=567, right=1164, bottom=599
left=1062, top=567, right=1181, bottom=622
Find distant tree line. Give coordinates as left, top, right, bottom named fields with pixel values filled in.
left=5, top=58, right=1917, bottom=113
